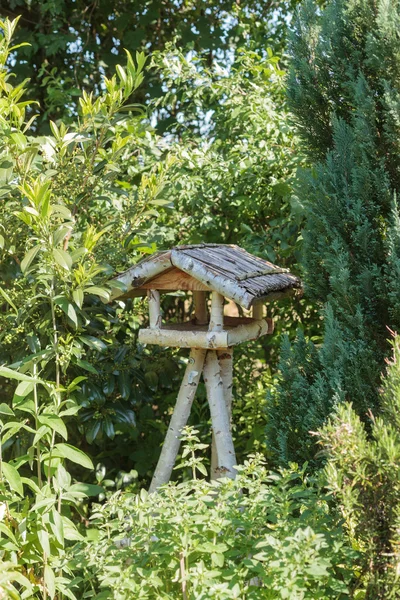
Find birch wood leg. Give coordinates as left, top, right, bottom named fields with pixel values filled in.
left=204, top=350, right=237, bottom=480
left=149, top=348, right=207, bottom=493
left=211, top=348, right=234, bottom=479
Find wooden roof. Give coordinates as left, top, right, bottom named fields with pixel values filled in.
left=109, top=244, right=302, bottom=309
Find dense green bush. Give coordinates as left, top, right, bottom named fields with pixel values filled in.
left=73, top=444, right=358, bottom=599
left=321, top=335, right=400, bottom=599
left=267, top=0, right=400, bottom=465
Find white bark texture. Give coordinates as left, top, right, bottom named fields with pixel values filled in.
left=109, top=251, right=172, bottom=300
left=171, top=250, right=254, bottom=309
left=209, top=291, right=224, bottom=331
left=148, top=289, right=161, bottom=329
left=139, top=327, right=228, bottom=348
left=211, top=348, right=234, bottom=480
left=226, top=318, right=273, bottom=346
left=204, top=350, right=237, bottom=479
left=149, top=348, right=207, bottom=493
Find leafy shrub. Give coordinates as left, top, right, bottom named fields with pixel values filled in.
left=73, top=451, right=358, bottom=599
left=321, top=334, right=400, bottom=599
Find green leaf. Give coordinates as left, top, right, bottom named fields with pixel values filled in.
left=50, top=507, right=64, bottom=546
left=84, top=286, right=110, bottom=301
left=69, top=483, right=104, bottom=497
left=73, top=288, right=84, bottom=308
left=0, top=403, right=14, bottom=416
left=0, top=287, right=18, bottom=314
left=53, top=248, right=72, bottom=270
left=21, top=245, right=41, bottom=273
left=38, top=528, right=51, bottom=557
left=54, top=443, right=93, bottom=469
left=67, top=376, right=87, bottom=392
left=61, top=515, right=84, bottom=541
left=54, top=296, right=78, bottom=328
left=2, top=462, right=23, bottom=496
left=32, top=425, right=49, bottom=446
left=75, top=358, right=98, bottom=374
left=211, top=552, right=225, bottom=567
left=10, top=132, right=27, bottom=149
left=39, top=415, right=68, bottom=440
left=44, top=565, right=56, bottom=600
left=2, top=421, right=35, bottom=443
left=14, top=381, right=34, bottom=398
left=79, top=335, right=107, bottom=352
left=0, top=366, right=39, bottom=383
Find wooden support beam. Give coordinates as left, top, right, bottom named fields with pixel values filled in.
left=148, top=289, right=161, bottom=329
left=204, top=350, right=236, bottom=480
left=193, top=291, right=208, bottom=325
left=149, top=348, right=207, bottom=493
left=138, top=317, right=273, bottom=348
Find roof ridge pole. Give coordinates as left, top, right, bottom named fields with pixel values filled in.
left=149, top=348, right=207, bottom=493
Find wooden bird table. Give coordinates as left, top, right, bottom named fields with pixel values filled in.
left=148, top=290, right=273, bottom=493
left=107, top=243, right=301, bottom=493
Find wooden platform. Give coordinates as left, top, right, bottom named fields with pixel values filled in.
left=138, top=316, right=274, bottom=349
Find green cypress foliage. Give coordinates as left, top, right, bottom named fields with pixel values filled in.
left=321, top=335, right=400, bottom=598
left=267, top=0, right=400, bottom=464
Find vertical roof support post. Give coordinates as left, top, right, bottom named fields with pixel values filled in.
left=252, top=302, right=263, bottom=320
left=209, top=291, right=224, bottom=331
left=148, top=289, right=161, bottom=329
left=193, top=290, right=208, bottom=325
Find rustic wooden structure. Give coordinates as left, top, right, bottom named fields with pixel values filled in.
left=109, top=244, right=301, bottom=493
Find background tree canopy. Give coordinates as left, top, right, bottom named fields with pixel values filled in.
left=1, top=0, right=302, bottom=128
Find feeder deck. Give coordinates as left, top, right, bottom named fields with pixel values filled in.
left=138, top=316, right=274, bottom=349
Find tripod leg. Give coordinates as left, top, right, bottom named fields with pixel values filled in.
left=211, top=348, right=233, bottom=479
left=204, top=350, right=236, bottom=480
left=149, top=348, right=206, bottom=493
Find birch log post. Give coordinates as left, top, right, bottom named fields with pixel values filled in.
left=204, top=350, right=237, bottom=479
left=252, top=302, right=264, bottom=320
left=208, top=291, right=224, bottom=476
left=148, top=289, right=161, bottom=329
left=149, top=348, right=207, bottom=493
left=193, top=290, right=208, bottom=325
left=211, top=348, right=233, bottom=479
left=209, top=291, right=224, bottom=331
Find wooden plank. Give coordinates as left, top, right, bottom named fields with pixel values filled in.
left=140, top=267, right=212, bottom=291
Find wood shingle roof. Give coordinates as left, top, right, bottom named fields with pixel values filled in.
left=110, top=244, right=302, bottom=309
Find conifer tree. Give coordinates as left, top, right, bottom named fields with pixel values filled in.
left=320, top=334, right=400, bottom=598
left=267, top=0, right=400, bottom=464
